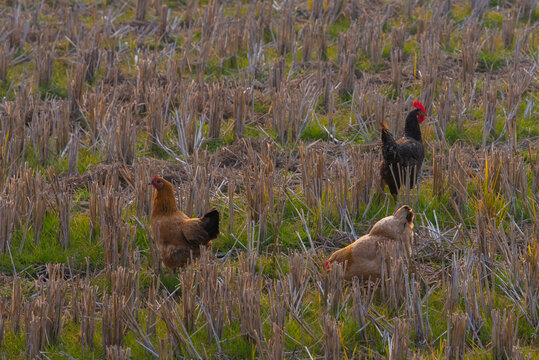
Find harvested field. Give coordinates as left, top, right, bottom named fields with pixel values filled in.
left=0, top=0, right=538, bottom=358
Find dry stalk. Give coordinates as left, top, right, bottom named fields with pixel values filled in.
left=80, top=282, right=97, bottom=348
left=286, top=252, right=310, bottom=315
left=432, top=150, right=448, bottom=197
left=29, top=105, right=54, bottom=165
left=446, top=312, right=468, bottom=359
left=67, top=61, right=87, bottom=115
left=183, top=0, right=199, bottom=28
left=388, top=318, right=410, bottom=360
left=120, top=306, right=158, bottom=358
left=319, top=261, right=345, bottom=316
left=92, top=181, right=134, bottom=271
left=517, top=0, right=536, bottom=19
left=106, top=345, right=132, bottom=360
left=461, top=252, right=486, bottom=338
left=270, top=57, right=286, bottom=93
left=183, top=151, right=213, bottom=217
left=198, top=248, right=225, bottom=342
left=179, top=262, right=198, bottom=332
left=323, top=314, right=341, bottom=360
left=236, top=270, right=264, bottom=352
left=299, top=145, right=327, bottom=234
left=104, top=105, right=136, bottom=164
left=521, top=232, right=538, bottom=327
left=67, top=130, right=80, bottom=175
left=82, top=89, right=108, bottom=145
left=419, top=32, right=441, bottom=113
left=406, top=276, right=428, bottom=344
left=25, top=303, right=43, bottom=360
left=391, top=25, right=406, bottom=55
left=503, top=69, right=533, bottom=147
left=337, top=24, right=359, bottom=94
left=0, top=196, right=14, bottom=253
left=301, top=23, right=314, bottom=63
left=51, top=178, right=71, bottom=249
left=146, top=275, right=158, bottom=339
left=146, top=84, right=170, bottom=152
left=80, top=33, right=102, bottom=83
left=461, top=21, right=481, bottom=85
left=243, top=142, right=286, bottom=242
left=351, top=87, right=388, bottom=140
left=315, top=20, right=328, bottom=61
left=358, top=14, right=387, bottom=68
left=436, top=79, right=454, bottom=141
left=51, top=100, right=72, bottom=153
left=233, top=86, right=251, bottom=139
left=8, top=276, right=22, bottom=338
left=135, top=0, right=148, bottom=21
left=172, top=82, right=205, bottom=156
left=275, top=0, right=295, bottom=55
left=0, top=43, right=14, bottom=82
left=158, top=298, right=202, bottom=359
left=0, top=298, right=6, bottom=347
left=482, top=77, right=497, bottom=147
left=102, top=292, right=128, bottom=349
left=350, top=151, right=378, bottom=216
left=221, top=265, right=235, bottom=323
left=352, top=278, right=377, bottom=341
left=228, top=180, right=235, bottom=234
left=380, top=241, right=409, bottom=310
left=34, top=36, right=55, bottom=88
left=438, top=16, right=454, bottom=48
left=491, top=309, right=516, bottom=359
left=206, top=82, right=225, bottom=139
left=6, top=8, right=28, bottom=49
left=104, top=48, right=120, bottom=85
left=390, top=48, right=401, bottom=91
left=133, top=161, right=155, bottom=219
left=214, top=15, right=245, bottom=61
left=488, top=148, right=528, bottom=203
left=531, top=150, right=539, bottom=196
left=110, top=266, right=139, bottom=313
left=327, top=150, right=378, bottom=225
left=444, top=253, right=460, bottom=315
left=448, top=145, right=470, bottom=210
left=266, top=279, right=286, bottom=360
left=25, top=264, right=68, bottom=358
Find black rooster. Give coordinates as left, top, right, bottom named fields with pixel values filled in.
left=380, top=101, right=426, bottom=200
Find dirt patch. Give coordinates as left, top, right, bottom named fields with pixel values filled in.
left=214, top=138, right=294, bottom=170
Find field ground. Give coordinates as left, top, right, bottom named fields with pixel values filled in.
left=0, top=0, right=538, bottom=359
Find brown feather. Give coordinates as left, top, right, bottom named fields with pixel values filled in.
left=326, top=205, right=414, bottom=281
left=150, top=177, right=219, bottom=269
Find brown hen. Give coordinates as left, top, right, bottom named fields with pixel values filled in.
left=149, top=176, right=219, bottom=269
left=325, top=205, right=414, bottom=281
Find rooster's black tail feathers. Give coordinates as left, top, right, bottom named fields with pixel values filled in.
left=380, top=122, right=398, bottom=162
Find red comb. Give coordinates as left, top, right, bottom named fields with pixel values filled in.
left=325, top=261, right=330, bottom=270
left=152, top=175, right=159, bottom=182
left=412, top=101, right=426, bottom=113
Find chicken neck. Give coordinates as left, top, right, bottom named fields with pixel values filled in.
left=152, top=186, right=179, bottom=216
left=403, top=109, right=422, bottom=141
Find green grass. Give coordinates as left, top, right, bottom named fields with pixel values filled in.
left=0, top=213, right=102, bottom=275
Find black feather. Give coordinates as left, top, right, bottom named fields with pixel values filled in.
left=202, top=208, right=219, bottom=239
left=379, top=110, right=425, bottom=197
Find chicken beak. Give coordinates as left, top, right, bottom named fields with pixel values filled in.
left=148, top=181, right=154, bottom=186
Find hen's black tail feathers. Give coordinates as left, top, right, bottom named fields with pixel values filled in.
left=202, top=208, right=220, bottom=239
left=380, top=121, right=398, bottom=162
